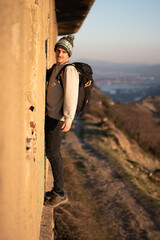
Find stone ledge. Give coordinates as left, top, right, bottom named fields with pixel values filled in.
left=39, top=163, right=54, bottom=240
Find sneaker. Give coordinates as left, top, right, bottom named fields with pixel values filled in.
left=44, top=191, right=68, bottom=208
left=45, top=188, right=54, bottom=200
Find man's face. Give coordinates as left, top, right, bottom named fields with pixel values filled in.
left=55, top=47, right=69, bottom=65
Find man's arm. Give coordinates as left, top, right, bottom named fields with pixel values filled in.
left=62, top=65, right=79, bottom=132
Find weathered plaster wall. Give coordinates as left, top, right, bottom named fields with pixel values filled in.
left=0, top=0, right=57, bottom=239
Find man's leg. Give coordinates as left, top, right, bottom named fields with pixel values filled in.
left=45, top=116, right=68, bottom=208
left=45, top=116, right=64, bottom=195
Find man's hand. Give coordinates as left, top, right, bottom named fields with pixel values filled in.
left=61, top=122, right=71, bottom=132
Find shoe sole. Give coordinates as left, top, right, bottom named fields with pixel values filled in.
left=45, top=197, right=68, bottom=208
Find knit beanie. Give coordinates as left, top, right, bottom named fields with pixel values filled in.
left=54, top=35, right=75, bottom=57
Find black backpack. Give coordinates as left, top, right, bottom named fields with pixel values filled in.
left=56, top=62, right=94, bottom=115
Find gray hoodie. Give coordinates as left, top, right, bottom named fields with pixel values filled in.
left=47, top=63, right=79, bottom=124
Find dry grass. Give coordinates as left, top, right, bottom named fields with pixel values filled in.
left=54, top=120, right=160, bottom=239
left=82, top=118, right=160, bottom=200
left=107, top=98, right=160, bottom=158
left=53, top=89, right=160, bottom=239
left=82, top=89, right=160, bottom=200
left=54, top=143, right=109, bottom=240
left=86, top=87, right=160, bottom=159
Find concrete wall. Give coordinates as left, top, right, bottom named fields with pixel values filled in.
left=0, top=0, right=57, bottom=239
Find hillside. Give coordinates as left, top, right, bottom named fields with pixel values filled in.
left=90, top=90, right=160, bottom=158
left=54, top=87, right=160, bottom=240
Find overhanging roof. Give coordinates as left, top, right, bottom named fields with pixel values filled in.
left=55, top=0, right=95, bottom=35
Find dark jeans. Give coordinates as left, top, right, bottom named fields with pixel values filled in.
left=45, top=115, right=64, bottom=195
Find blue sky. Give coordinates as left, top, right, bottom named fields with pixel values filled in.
left=70, top=0, right=160, bottom=64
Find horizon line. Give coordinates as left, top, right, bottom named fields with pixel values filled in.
left=70, top=57, right=160, bottom=65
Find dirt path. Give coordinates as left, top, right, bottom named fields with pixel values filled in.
left=58, top=118, right=160, bottom=240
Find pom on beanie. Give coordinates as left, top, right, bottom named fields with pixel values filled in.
left=66, top=35, right=74, bottom=46
left=54, top=35, right=75, bottom=57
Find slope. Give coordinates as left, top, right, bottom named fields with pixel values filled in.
left=54, top=87, right=160, bottom=240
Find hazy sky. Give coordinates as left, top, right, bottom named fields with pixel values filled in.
left=70, top=0, right=160, bottom=64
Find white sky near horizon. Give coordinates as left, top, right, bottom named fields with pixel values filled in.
left=68, top=0, right=160, bottom=64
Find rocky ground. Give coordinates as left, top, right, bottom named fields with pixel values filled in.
left=53, top=115, right=160, bottom=240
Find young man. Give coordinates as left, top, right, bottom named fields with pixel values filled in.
left=45, top=35, right=79, bottom=208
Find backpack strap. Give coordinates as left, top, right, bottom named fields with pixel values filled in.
left=46, top=63, right=56, bottom=82
left=56, top=63, right=74, bottom=88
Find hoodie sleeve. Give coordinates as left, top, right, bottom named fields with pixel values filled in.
left=63, top=65, right=79, bottom=124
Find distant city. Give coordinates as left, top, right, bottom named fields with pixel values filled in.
left=81, top=59, right=160, bottom=104
left=95, top=72, right=160, bottom=103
